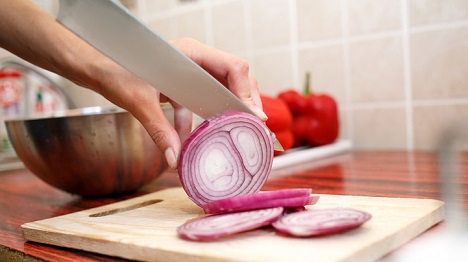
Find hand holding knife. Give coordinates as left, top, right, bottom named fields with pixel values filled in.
left=56, top=0, right=283, bottom=169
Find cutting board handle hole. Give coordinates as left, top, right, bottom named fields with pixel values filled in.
left=89, top=199, right=163, bottom=217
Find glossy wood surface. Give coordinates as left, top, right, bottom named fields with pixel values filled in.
left=1, top=151, right=467, bottom=261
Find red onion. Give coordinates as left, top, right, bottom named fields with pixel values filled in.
left=272, top=208, right=372, bottom=237
left=283, top=206, right=307, bottom=215
left=202, top=188, right=318, bottom=214
left=177, top=207, right=284, bottom=241
left=178, top=111, right=274, bottom=207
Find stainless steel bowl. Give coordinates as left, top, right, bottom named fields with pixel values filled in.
left=5, top=106, right=171, bottom=196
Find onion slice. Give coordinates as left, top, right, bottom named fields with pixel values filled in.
left=272, top=208, right=372, bottom=237
left=177, top=207, right=284, bottom=241
left=178, top=111, right=275, bottom=207
left=283, top=206, right=306, bottom=215
left=202, top=188, right=318, bottom=214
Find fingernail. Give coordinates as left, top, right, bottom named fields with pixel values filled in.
left=165, top=147, right=178, bottom=170
left=254, top=106, right=268, bottom=121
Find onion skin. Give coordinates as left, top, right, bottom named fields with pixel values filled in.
left=178, top=111, right=275, bottom=207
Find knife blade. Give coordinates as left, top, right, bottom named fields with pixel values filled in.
left=56, top=0, right=283, bottom=151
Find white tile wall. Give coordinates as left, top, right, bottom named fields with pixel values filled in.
left=142, top=0, right=468, bottom=151
left=2, top=0, right=467, bottom=150
left=348, top=35, right=405, bottom=103
left=211, top=1, right=246, bottom=53
left=298, top=44, right=345, bottom=103
left=297, top=0, right=342, bottom=41
left=348, top=0, right=401, bottom=35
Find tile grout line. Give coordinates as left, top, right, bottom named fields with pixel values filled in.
left=401, top=0, right=414, bottom=150
left=343, top=97, right=468, bottom=110
left=137, top=0, right=146, bottom=18
left=410, top=19, right=468, bottom=34
left=249, top=19, right=468, bottom=61
left=246, top=18, right=468, bottom=58
left=143, top=4, right=468, bottom=60
left=243, top=0, right=255, bottom=75
left=340, top=0, right=353, bottom=146
left=352, top=101, right=407, bottom=110
left=246, top=45, right=292, bottom=57
left=289, top=0, right=300, bottom=89
left=413, top=97, right=468, bottom=106
left=141, top=1, right=208, bottom=23
left=204, top=0, right=214, bottom=46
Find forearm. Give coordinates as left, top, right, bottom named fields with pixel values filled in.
left=0, top=0, right=263, bottom=169
left=0, top=0, right=111, bottom=94
left=0, top=1, right=155, bottom=114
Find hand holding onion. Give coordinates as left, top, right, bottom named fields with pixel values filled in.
left=178, top=111, right=274, bottom=206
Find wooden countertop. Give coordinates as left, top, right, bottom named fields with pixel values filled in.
left=1, top=151, right=467, bottom=261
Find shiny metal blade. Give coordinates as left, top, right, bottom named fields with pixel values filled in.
left=57, top=0, right=283, bottom=151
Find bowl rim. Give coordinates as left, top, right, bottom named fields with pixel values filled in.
left=4, top=106, right=127, bottom=122
left=4, top=104, right=173, bottom=122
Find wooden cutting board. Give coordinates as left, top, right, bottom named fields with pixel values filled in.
left=22, top=188, right=444, bottom=262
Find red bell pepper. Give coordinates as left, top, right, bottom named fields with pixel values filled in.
left=278, top=73, right=339, bottom=147
left=260, top=94, right=295, bottom=153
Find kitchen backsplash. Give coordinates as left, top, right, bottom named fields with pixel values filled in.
left=1, top=0, right=467, bottom=151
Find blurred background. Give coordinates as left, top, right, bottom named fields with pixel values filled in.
left=1, top=0, right=467, bottom=152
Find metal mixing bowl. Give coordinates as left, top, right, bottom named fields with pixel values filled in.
left=5, top=106, right=171, bottom=196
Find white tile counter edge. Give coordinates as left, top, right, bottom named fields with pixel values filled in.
left=272, top=140, right=352, bottom=171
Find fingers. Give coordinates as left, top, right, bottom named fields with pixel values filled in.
left=248, top=75, right=266, bottom=120
left=96, top=63, right=182, bottom=170
left=2, top=1, right=185, bottom=171
left=143, top=104, right=181, bottom=171
left=169, top=100, right=193, bottom=145
left=249, top=76, right=262, bottom=109
left=172, top=38, right=267, bottom=121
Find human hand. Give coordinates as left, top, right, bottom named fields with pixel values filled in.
left=170, top=38, right=267, bottom=121
left=160, top=38, right=268, bottom=169
left=0, top=1, right=266, bottom=171
left=96, top=38, right=266, bottom=170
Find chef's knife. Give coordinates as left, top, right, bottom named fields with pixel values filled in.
left=56, top=0, right=283, bottom=151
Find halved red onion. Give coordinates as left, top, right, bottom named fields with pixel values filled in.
left=177, top=207, right=284, bottom=241
left=272, top=208, right=372, bottom=237
left=178, top=111, right=275, bottom=207
left=202, top=188, right=318, bottom=214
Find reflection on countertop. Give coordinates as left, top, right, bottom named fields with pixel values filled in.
left=0, top=151, right=24, bottom=171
